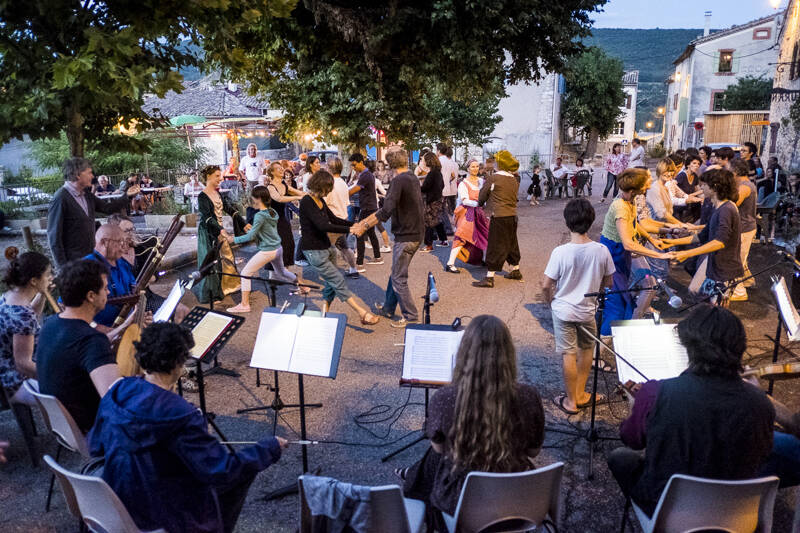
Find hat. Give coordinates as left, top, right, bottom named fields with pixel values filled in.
left=495, top=150, right=519, bottom=173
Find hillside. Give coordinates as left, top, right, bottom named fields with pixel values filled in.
left=586, top=28, right=707, bottom=131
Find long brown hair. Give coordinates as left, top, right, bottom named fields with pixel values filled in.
left=448, top=315, right=528, bottom=473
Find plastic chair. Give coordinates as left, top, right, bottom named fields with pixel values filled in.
left=573, top=170, right=591, bottom=197
left=298, top=475, right=425, bottom=533
left=23, top=380, right=91, bottom=511
left=43, top=455, right=166, bottom=533
left=620, top=473, right=779, bottom=533
left=543, top=169, right=556, bottom=199
left=442, top=462, right=564, bottom=533
left=0, top=381, right=39, bottom=466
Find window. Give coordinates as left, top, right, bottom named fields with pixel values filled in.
left=718, top=49, right=734, bottom=73
left=753, top=28, right=771, bottom=40
left=711, top=90, right=725, bottom=111
left=673, top=93, right=679, bottom=110
left=792, top=43, right=800, bottom=81
left=625, top=95, right=632, bottom=109
left=612, top=121, right=625, bottom=135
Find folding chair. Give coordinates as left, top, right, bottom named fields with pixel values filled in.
left=573, top=170, right=591, bottom=197
left=442, top=462, right=564, bottom=533
left=23, top=380, right=91, bottom=511
left=44, top=455, right=166, bottom=533
left=620, top=473, right=779, bottom=533
left=298, top=475, right=425, bottom=533
left=0, top=381, right=39, bottom=466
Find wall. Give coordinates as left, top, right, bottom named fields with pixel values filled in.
left=768, top=1, right=800, bottom=169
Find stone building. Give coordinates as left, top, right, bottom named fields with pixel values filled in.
left=767, top=0, right=800, bottom=170
left=663, top=12, right=780, bottom=151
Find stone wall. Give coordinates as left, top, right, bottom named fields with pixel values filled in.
left=768, top=1, right=800, bottom=170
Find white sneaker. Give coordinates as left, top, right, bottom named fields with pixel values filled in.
left=380, top=246, right=392, bottom=253
left=296, top=260, right=309, bottom=267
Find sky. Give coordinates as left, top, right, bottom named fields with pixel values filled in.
left=591, top=0, right=781, bottom=29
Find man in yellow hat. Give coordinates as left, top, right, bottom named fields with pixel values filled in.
left=473, top=150, right=523, bottom=288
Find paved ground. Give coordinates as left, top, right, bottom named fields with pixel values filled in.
left=1, top=190, right=800, bottom=532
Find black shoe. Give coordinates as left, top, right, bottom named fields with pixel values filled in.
left=472, top=277, right=494, bottom=288
left=444, top=265, right=460, bottom=274
left=505, top=270, right=523, bottom=281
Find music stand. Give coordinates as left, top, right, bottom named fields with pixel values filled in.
left=179, top=306, right=244, bottom=450
left=247, top=306, right=347, bottom=500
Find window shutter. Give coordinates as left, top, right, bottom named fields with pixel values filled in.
left=731, top=51, right=741, bottom=74
left=714, top=50, right=721, bottom=73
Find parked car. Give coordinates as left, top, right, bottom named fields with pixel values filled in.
left=0, top=186, right=51, bottom=204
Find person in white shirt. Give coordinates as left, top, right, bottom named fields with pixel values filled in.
left=323, top=157, right=360, bottom=278
left=239, top=143, right=267, bottom=188
left=627, top=139, right=646, bottom=169
left=542, top=198, right=615, bottom=415
left=552, top=157, right=569, bottom=198
left=183, top=172, right=204, bottom=211
left=437, top=143, right=458, bottom=238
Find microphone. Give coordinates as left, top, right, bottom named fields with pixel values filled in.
left=778, top=250, right=800, bottom=271
left=189, top=256, right=221, bottom=282
left=428, top=272, right=440, bottom=303
left=652, top=277, right=682, bottom=309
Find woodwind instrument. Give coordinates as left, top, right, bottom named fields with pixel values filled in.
left=4, top=246, right=62, bottom=313
left=115, top=292, right=146, bottom=376
left=111, top=213, right=184, bottom=327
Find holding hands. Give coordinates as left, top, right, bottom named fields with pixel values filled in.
left=350, top=222, right=366, bottom=237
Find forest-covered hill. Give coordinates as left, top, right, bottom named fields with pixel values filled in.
left=586, top=28, right=707, bottom=131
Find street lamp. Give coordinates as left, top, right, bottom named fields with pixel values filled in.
left=657, top=107, right=665, bottom=115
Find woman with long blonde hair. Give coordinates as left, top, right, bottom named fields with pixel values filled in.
left=399, top=315, right=545, bottom=524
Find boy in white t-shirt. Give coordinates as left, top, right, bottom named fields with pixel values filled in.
left=542, top=198, right=615, bottom=415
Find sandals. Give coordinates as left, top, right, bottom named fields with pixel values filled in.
left=577, top=393, right=605, bottom=408
left=360, top=312, right=380, bottom=325
left=394, top=467, right=409, bottom=481
left=592, top=359, right=614, bottom=372
left=552, top=394, right=579, bottom=415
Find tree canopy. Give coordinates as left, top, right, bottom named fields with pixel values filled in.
left=560, top=46, right=625, bottom=158
left=203, top=0, right=607, bottom=148
left=0, top=0, right=296, bottom=157
left=721, top=76, right=772, bottom=111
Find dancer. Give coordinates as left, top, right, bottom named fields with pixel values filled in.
left=324, top=157, right=361, bottom=278
left=527, top=165, right=542, bottom=205
left=300, top=170, right=379, bottom=324
left=266, top=161, right=304, bottom=269
left=543, top=199, right=615, bottom=415
left=601, top=143, right=627, bottom=203
left=348, top=153, right=383, bottom=266
left=730, top=159, right=757, bottom=302
left=473, top=150, right=523, bottom=288
left=599, top=169, right=674, bottom=334
left=399, top=315, right=544, bottom=529
left=420, top=152, right=448, bottom=253
left=226, top=186, right=298, bottom=313
left=193, top=165, right=246, bottom=304
left=446, top=159, right=489, bottom=273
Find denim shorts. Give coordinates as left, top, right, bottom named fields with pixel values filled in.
left=551, top=312, right=596, bottom=353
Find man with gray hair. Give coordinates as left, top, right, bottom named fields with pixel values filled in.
left=238, top=143, right=267, bottom=188
left=48, top=157, right=140, bottom=268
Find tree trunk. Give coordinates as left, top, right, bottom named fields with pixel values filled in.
left=582, top=128, right=600, bottom=160
left=66, top=105, right=85, bottom=157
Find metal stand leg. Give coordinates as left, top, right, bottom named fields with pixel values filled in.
left=769, top=317, right=782, bottom=396
left=381, top=388, right=429, bottom=462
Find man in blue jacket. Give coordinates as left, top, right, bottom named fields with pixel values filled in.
left=89, top=322, right=288, bottom=533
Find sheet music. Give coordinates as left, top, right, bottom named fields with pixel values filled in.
left=402, top=328, right=464, bottom=383
left=611, top=323, right=689, bottom=383
left=153, top=281, right=184, bottom=322
left=190, top=312, right=233, bottom=359
left=250, top=313, right=299, bottom=370
left=772, top=277, right=800, bottom=341
left=288, top=316, right=338, bottom=376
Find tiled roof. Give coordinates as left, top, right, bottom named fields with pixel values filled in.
left=623, top=70, right=639, bottom=86
left=143, top=73, right=270, bottom=119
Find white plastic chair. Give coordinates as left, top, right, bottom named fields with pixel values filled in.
left=298, top=475, right=425, bottom=533
left=44, top=455, right=166, bottom=533
left=442, top=462, right=564, bottom=533
left=622, top=473, right=779, bottom=533
left=23, top=380, right=91, bottom=511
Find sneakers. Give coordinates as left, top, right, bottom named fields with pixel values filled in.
left=390, top=317, right=417, bottom=328
left=296, top=259, right=309, bottom=267
left=505, top=270, right=523, bottom=281
left=436, top=240, right=449, bottom=247
left=444, top=265, right=460, bottom=274
left=420, top=245, right=434, bottom=253
left=365, top=258, right=384, bottom=265
left=374, top=302, right=394, bottom=318
left=472, top=277, right=494, bottom=288
left=355, top=266, right=366, bottom=273
left=345, top=270, right=360, bottom=279
left=227, top=303, right=251, bottom=313
left=380, top=246, right=392, bottom=253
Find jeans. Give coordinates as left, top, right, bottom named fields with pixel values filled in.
left=759, top=431, right=800, bottom=488
left=424, top=224, right=447, bottom=246
left=356, top=209, right=381, bottom=264
left=303, top=248, right=354, bottom=303
left=383, top=241, right=421, bottom=320
left=603, top=171, right=618, bottom=198
left=440, top=196, right=455, bottom=234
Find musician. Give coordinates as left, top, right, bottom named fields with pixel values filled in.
left=35, top=260, right=121, bottom=433
left=89, top=322, right=288, bottom=533
left=757, top=391, right=800, bottom=487
left=47, top=157, right=139, bottom=269
left=607, top=304, right=774, bottom=517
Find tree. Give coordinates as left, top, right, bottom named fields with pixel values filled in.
left=561, top=47, right=626, bottom=158
left=721, top=76, right=772, bottom=111
left=0, top=1, right=296, bottom=157
left=203, top=0, right=607, bottom=148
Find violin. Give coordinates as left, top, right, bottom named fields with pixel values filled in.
left=742, top=362, right=800, bottom=381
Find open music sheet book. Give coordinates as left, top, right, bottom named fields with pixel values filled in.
left=772, top=276, right=800, bottom=341
left=153, top=280, right=185, bottom=323
left=611, top=322, right=689, bottom=384
left=401, top=327, right=464, bottom=385
left=250, top=312, right=341, bottom=377
left=189, top=312, right=234, bottom=359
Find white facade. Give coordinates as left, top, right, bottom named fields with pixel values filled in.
left=663, top=13, right=779, bottom=151
left=767, top=1, right=800, bottom=169
left=606, top=71, right=639, bottom=147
